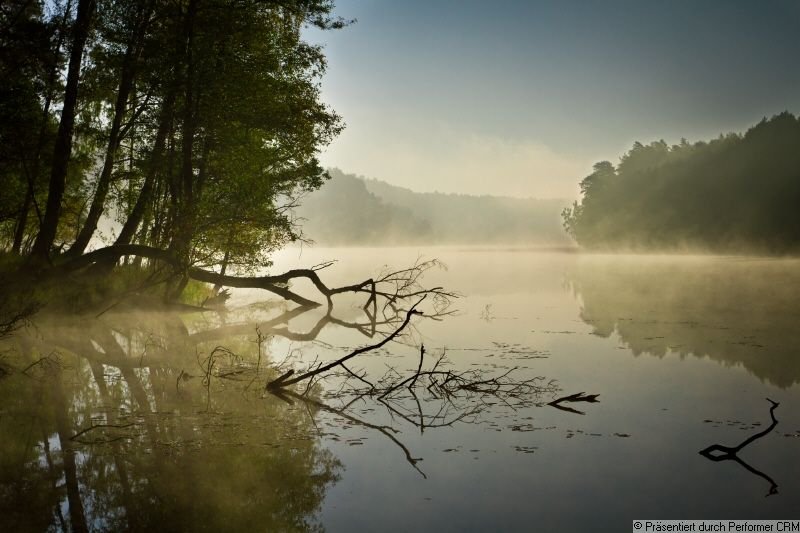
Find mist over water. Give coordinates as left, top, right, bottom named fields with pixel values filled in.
left=2, top=247, right=800, bottom=531
left=568, top=254, right=800, bottom=387
left=264, top=248, right=800, bottom=529
left=4, top=1, right=800, bottom=530
left=294, top=169, right=571, bottom=246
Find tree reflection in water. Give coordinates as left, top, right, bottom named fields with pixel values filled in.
left=0, top=303, right=354, bottom=532
left=568, top=257, right=794, bottom=497
left=568, top=257, right=800, bottom=387
left=0, top=292, right=554, bottom=530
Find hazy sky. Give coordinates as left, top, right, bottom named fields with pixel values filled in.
left=310, top=0, right=800, bottom=199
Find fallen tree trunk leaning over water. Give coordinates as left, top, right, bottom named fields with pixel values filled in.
left=52, top=244, right=456, bottom=310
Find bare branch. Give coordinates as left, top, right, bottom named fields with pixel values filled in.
left=267, top=296, right=426, bottom=389
left=699, top=398, right=780, bottom=496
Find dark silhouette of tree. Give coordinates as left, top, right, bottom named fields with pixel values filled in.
left=30, top=0, right=96, bottom=262
left=562, top=113, right=800, bottom=253
left=1, top=0, right=348, bottom=298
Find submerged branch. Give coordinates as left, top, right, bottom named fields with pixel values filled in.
left=548, top=392, right=600, bottom=415
left=699, top=398, right=779, bottom=458
left=699, top=398, right=780, bottom=496
left=266, top=318, right=558, bottom=438
left=267, top=297, right=426, bottom=389
left=70, top=422, right=138, bottom=441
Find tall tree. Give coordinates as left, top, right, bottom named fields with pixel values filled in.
left=0, top=0, right=69, bottom=253
left=66, top=0, right=154, bottom=256
left=9, top=0, right=348, bottom=301
left=30, top=0, right=96, bottom=262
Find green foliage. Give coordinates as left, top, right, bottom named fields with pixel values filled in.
left=178, top=279, right=214, bottom=306
left=563, top=113, right=800, bottom=253
left=176, top=1, right=344, bottom=268
left=1, top=0, right=346, bottom=273
left=0, top=0, right=59, bottom=249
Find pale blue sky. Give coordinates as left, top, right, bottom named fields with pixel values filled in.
left=310, top=1, right=800, bottom=198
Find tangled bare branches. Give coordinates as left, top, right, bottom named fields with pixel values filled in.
left=265, top=298, right=558, bottom=429
left=343, top=347, right=558, bottom=432
left=58, top=245, right=459, bottom=311
left=267, top=297, right=427, bottom=391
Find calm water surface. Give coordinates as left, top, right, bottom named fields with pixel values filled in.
left=2, top=248, right=799, bottom=532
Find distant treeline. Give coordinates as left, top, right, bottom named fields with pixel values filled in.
left=562, top=112, right=800, bottom=253
left=295, top=169, right=569, bottom=245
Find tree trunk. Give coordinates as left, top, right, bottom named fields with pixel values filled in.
left=67, top=40, right=138, bottom=256
left=213, top=246, right=231, bottom=295
left=12, top=0, right=74, bottom=254
left=115, top=91, right=175, bottom=247
left=167, top=0, right=199, bottom=263
left=29, top=0, right=96, bottom=263
left=54, top=378, right=89, bottom=533
left=12, top=185, right=34, bottom=254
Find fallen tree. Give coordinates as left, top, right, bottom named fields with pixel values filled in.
left=50, top=244, right=456, bottom=311
left=5, top=280, right=561, bottom=479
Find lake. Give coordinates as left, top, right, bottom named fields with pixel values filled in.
left=2, top=247, right=799, bottom=532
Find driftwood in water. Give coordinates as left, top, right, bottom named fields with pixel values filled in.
left=264, top=317, right=557, bottom=475
left=548, top=392, right=600, bottom=415
left=699, top=398, right=780, bottom=496
left=266, top=294, right=554, bottom=403
left=265, top=296, right=557, bottom=440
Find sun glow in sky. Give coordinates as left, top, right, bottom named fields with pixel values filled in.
left=310, top=0, right=800, bottom=199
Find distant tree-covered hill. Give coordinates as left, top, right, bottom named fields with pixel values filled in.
left=562, top=112, right=800, bottom=253
left=294, top=171, right=431, bottom=245
left=295, top=169, right=570, bottom=245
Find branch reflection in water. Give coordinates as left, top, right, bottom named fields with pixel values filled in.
left=1, top=304, right=346, bottom=532
left=699, top=399, right=781, bottom=497
left=0, top=269, right=560, bottom=530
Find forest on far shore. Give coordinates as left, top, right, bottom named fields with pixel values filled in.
left=295, top=169, right=570, bottom=246
left=562, top=112, right=800, bottom=253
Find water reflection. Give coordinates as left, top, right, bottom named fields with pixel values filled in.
left=0, top=305, right=343, bottom=532
left=0, top=293, right=486, bottom=530
left=699, top=399, right=781, bottom=497
left=568, top=257, right=800, bottom=387
left=8, top=250, right=799, bottom=531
